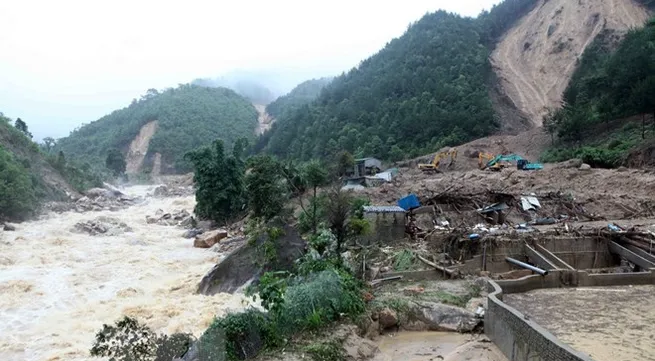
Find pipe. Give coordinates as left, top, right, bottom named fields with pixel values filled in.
left=505, top=257, right=549, bottom=276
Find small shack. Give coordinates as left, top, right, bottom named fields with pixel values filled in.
left=354, top=158, right=382, bottom=177
left=362, top=205, right=406, bottom=244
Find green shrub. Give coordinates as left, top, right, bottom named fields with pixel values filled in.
left=304, top=341, right=345, bottom=361
left=0, top=145, right=38, bottom=220
left=393, top=249, right=416, bottom=271
left=199, top=309, right=281, bottom=361
left=276, top=269, right=365, bottom=334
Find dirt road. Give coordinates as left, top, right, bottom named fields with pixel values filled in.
left=491, top=0, right=649, bottom=126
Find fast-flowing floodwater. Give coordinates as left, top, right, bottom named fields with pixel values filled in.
left=0, top=185, right=251, bottom=361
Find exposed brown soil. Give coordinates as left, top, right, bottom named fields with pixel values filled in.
left=254, top=104, right=274, bottom=135
left=505, top=286, right=655, bottom=361
left=492, top=0, right=650, bottom=126
left=125, top=120, right=158, bottom=175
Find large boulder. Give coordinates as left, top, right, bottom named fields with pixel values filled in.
left=193, top=229, right=228, bottom=248
left=579, top=163, right=592, bottom=171
left=409, top=301, right=480, bottom=332
left=183, top=229, right=204, bottom=239
left=85, top=188, right=111, bottom=199
left=72, top=216, right=133, bottom=236
left=556, top=158, right=583, bottom=169
left=198, top=224, right=306, bottom=295
left=378, top=308, right=399, bottom=329
left=3, top=223, right=16, bottom=231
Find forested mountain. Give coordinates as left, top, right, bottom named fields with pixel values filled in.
left=256, top=1, right=544, bottom=161
left=57, top=85, right=258, bottom=173
left=543, top=19, right=655, bottom=167
left=265, top=78, right=333, bottom=119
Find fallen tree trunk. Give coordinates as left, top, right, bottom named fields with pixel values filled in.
left=417, top=254, right=457, bottom=277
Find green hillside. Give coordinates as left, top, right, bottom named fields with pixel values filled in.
left=1, top=114, right=100, bottom=221
left=57, top=84, right=258, bottom=173
left=265, top=78, right=333, bottom=119
left=543, top=19, right=655, bottom=167
left=256, top=1, right=541, bottom=161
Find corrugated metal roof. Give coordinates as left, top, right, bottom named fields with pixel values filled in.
left=363, top=205, right=406, bottom=213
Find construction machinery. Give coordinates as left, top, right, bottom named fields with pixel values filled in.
left=481, top=154, right=543, bottom=171
left=478, top=152, right=498, bottom=170
left=419, top=148, right=457, bottom=173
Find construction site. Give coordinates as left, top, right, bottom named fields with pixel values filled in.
left=337, top=139, right=655, bottom=361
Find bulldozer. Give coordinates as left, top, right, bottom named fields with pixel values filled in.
left=419, top=148, right=457, bottom=173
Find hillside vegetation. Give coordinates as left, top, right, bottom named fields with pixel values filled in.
left=256, top=1, right=554, bottom=161
left=57, top=85, right=258, bottom=173
left=544, top=19, right=655, bottom=167
left=265, top=78, right=333, bottom=119
left=0, top=114, right=99, bottom=221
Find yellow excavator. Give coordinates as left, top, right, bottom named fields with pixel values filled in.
left=478, top=152, right=502, bottom=171
left=419, top=148, right=457, bottom=173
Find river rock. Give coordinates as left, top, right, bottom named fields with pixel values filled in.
left=193, top=229, right=228, bottom=248
left=378, top=308, right=399, bottom=329
left=3, top=223, right=16, bottom=231
left=85, top=188, right=111, bottom=199
left=153, top=185, right=169, bottom=197
left=183, top=229, right=204, bottom=239
left=73, top=216, right=133, bottom=236
left=579, top=163, right=592, bottom=171
left=409, top=301, right=480, bottom=332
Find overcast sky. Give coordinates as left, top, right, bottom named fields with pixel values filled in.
left=0, top=0, right=501, bottom=140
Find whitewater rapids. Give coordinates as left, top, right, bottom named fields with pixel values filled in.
left=0, top=185, right=252, bottom=361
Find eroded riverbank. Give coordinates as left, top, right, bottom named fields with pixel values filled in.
left=0, top=185, right=251, bottom=361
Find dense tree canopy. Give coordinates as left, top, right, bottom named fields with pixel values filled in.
left=185, top=140, right=248, bottom=224
left=57, top=84, right=258, bottom=173
left=256, top=10, right=531, bottom=161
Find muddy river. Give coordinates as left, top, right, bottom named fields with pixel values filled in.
left=0, top=186, right=252, bottom=361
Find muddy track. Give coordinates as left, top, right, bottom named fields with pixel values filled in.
left=491, top=0, right=650, bottom=127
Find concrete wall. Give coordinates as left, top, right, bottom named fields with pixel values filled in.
left=363, top=212, right=405, bottom=244
left=485, top=270, right=655, bottom=360
left=485, top=280, right=594, bottom=361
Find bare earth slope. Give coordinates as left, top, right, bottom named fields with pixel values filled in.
left=254, top=104, right=274, bottom=135
left=125, top=120, right=158, bottom=175
left=492, top=0, right=650, bottom=126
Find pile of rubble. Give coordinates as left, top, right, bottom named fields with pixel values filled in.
left=72, top=216, right=133, bottom=236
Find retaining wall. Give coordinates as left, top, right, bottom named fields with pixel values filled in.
left=485, top=270, right=655, bottom=361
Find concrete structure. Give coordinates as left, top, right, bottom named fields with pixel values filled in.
left=485, top=270, right=655, bottom=361
left=354, top=157, right=382, bottom=177
left=362, top=205, right=406, bottom=245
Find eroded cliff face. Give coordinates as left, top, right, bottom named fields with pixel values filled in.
left=125, top=120, right=158, bottom=175
left=491, top=0, right=650, bottom=126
